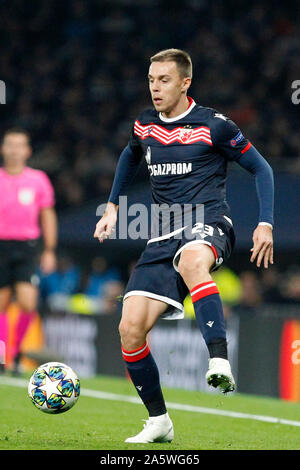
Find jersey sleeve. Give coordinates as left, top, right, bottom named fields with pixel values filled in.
left=108, top=122, right=144, bottom=204
left=210, top=111, right=252, bottom=161
left=129, top=122, right=144, bottom=159
left=210, top=112, right=274, bottom=225
left=236, top=145, right=274, bottom=226
left=38, top=171, right=55, bottom=209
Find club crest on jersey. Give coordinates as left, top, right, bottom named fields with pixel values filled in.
left=179, top=127, right=193, bottom=144
left=145, top=146, right=151, bottom=165
left=18, top=188, right=35, bottom=205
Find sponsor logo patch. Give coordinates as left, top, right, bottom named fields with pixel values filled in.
left=230, top=131, right=244, bottom=147
left=148, top=162, right=192, bottom=176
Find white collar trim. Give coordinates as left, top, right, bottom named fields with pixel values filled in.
left=159, top=98, right=196, bottom=122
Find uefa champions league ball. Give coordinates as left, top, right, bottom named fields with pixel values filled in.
left=28, top=362, right=80, bottom=414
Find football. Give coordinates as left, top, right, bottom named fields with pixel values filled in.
left=28, top=362, right=80, bottom=414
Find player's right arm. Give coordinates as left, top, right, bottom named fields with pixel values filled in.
left=94, top=129, right=143, bottom=243
left=93, top=200, right=118, bottom=243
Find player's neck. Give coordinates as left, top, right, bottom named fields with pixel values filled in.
left=161, top=95, right=190, bottom=119
left=4, top=163, right=26, bottom=175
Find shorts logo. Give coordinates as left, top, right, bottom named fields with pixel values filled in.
left=145, top=146, right=151, bottom=165
left=179, top=127, right=193, bottom=144
left=18, top=188, right=35, bottom=205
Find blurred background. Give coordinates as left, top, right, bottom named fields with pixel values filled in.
left=1, top=0, right=300, bottom=400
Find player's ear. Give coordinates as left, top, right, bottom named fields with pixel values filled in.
left=25, top=145, right=32, bottom=160
left=182, top=76, right=191, bottom=92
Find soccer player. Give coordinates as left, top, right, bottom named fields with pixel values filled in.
left=0, top=128, right=57, bottom=373
left=94, top=49, right=274, bottom=443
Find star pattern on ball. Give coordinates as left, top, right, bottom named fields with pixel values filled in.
left=38, top=373, right=62, bottom=400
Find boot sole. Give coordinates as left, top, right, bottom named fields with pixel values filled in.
left=207, top=373, right=235, bottom=394
left=125, top=426, right=174, bottom=444
left=153, top=426, right=174, bottom=443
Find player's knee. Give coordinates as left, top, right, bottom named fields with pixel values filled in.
left=178, top=251, right=210, bottom=279
left=118, top=318, right=128, bottom=340
left=0, top=287, right=12, bottom=311
left=118, top=317, right=146, bottom=350
left=18, top=300, right=37, bottom=312
left=16, top=285, right=38, bottom=312
left=0, top=298, right=11, bottom=312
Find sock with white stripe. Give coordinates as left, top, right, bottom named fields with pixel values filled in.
left=190, top=281, right=228, bottom=360
left=121, top=342, right=167, bottom=417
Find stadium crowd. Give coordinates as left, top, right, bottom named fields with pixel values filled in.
left=1, top=0, right=299, bottom=211
left=38, top=254, right=300, bottom=316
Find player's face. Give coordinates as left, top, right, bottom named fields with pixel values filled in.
left=1, top=133, right=31, bottom=166
left=148, top=61, right=190, bottom=113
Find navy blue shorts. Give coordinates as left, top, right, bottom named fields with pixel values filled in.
left=123, top=215, right=235, bottom=320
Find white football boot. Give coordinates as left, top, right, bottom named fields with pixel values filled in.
left=125, top=412, right=174, bottom=443
left=206, top=357, right=236, bottom=394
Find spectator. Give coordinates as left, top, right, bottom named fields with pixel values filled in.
left=0, top=1, right=299, bottom=214
left=102, top=280, right=124, bottom=315
left=39, top=254, right=80, bottom=310
left=84, top=256, right=121, bottom=298
left=280, top=267, right=300, bottom=304
left=238, top=271, right=263, bottom=308
left=261, top=266, right=285, bottom=303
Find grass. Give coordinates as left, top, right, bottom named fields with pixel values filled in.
left=1, top=374, right=300, bottom=450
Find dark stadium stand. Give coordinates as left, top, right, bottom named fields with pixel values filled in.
left=1, top=0, right=299, bottom=211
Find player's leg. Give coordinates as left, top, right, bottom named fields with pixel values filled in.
left=0, top=286, right=12, bottom=372
left=13, top=281, right=38, bottom=368
left=177, top=244, right=235, bottom=393
left=119, top=295, right=174, bottom=443
left=12, top=239, right=40, bottom=370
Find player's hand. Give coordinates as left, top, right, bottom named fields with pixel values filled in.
left=250, top=225, right=274, bottom=268
left=40, top=249, right=57, bottom=274
left=94, top=202, right=118, bottom=243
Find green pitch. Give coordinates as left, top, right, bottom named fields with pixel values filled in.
left=1, top=374, right=300, bottom=450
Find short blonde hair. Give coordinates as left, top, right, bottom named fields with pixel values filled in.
left=150, top=48, right=193, bottom=79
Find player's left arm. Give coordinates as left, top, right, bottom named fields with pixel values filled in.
left=237, top=146, right=274, bottom=269
left=40, top=207, right=58, bottom=273
left=38, top=172, right=57, bottom=274
left=210, top=112, right=274, bottom=269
